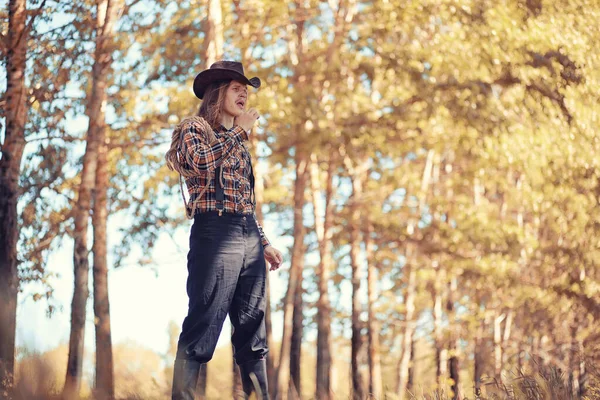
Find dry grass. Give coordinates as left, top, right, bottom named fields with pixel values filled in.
left=5, top=362, right=599, bottom=400
left=400, top=366, right=599, bottom=400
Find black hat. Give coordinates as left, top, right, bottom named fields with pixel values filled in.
left=193, top=61, right=261, bottom=99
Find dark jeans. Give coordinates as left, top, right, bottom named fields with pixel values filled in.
left=175, top=211, right=268, bottom=365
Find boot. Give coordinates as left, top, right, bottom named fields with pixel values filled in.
left=239, top=358, right=269, bottom=400
left=172, top=359, right=202, bottom=400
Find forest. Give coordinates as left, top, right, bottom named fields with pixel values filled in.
left=1, top=0, right=599, bottom=399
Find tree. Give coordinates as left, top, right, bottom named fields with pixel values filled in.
left=65, top=0, right=121, bottom=396
left=364, top=219, right=382, bottom=399
left=346, top=157, right=368, bottom=400
left=274, top=3, right=309, bottom=399
left=91, top=2, right=124, bottom=398
left=275, top=148, right=307, bottom=399
left=0, top=0, right=30, bottom=390
left=310, top=153, right=336, bottom=400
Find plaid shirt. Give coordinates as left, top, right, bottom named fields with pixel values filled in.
left=180, top=119, right=270, bottom=248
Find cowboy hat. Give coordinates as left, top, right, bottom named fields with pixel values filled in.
left=193, top=60, right=261, bottom=99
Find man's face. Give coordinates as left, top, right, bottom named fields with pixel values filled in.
left=223, top=80, right=248, bottom=118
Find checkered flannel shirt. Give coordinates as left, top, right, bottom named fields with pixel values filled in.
left=180, top=119, right=270, bottom=248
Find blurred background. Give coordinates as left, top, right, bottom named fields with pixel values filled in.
left=1, top=0, right=599, bottom=399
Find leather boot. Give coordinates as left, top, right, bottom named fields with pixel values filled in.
left=172, top=359, right=202, bottom=400
left=239, top=358, right=269, bottom=400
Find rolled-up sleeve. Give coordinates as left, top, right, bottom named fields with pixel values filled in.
left=182, top=122, right=248, bottom=173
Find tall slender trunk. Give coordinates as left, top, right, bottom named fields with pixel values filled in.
left=431, top=156, right=447, bottom=389
left=540, top=334, right=549, bottom=368
left=407, top=336, right=416, bottom=393
left=92, top=133, right=113, bottom=400
left=364, top=221, right=382, bottom=400
left=0, top=0, right=28, bottom=390
left=568, top=323, right=577, bottom=397
left=501, top=309, right=513, bottom=381
left=349, top=166, right=366, bottom=400
left=493, top=312, right=504, bottom=378
left=502, top=311, right=513, bottom=359
left=444, top=156, right=459, bottom=400
left=517, top=336, right=524, bottom=371
left=311, top=155, right=334, bottom=400
left=275, top=7, right=306, bottom=397
left=397, top=254, right=416, bottom=400
left=433, top=272, right=447, bottom=387
left=264, top=279, right=275, bottom=398
left=247, top=103, right=275, bottom=399
left=399, top=151, right=434, bottom=398
left=275, top=149, right=307, bottom=400
left=65, top=0, right=117, bottom=396
left=578, top=338, right=586, bottom=397
left=447, top=279, right=460, bottom=400
left=474, top=317, right=485, bottom=395
left=204, top=0, right=223, bottom=67
left=531, top=335, right=540, bottom=373
left=290, top=264, right=303, bottom=399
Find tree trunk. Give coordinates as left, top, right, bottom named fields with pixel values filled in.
left=65, top=0, right=118, bottom=396
left=407, top=336, right=416, bottom=392
left=252, top=146, right=275, bottom=398
left=517, top=336, right=524, bottom=371
left=502, top=310, right=513, bottom=370
left=290, top=265, right=303, bottom=399
left=203, top=0, right=223, bottom=67
left=493, top=312, right=504, bottom=378
left=431, top=155, right=447, bottom=390
left=310, top=155, right=334, bottom=400
left=397, top=254, right=416, bottom=400
left=540, top=335, right=549, bottom=368
left=578, top=338, right=586, bottom=397
left=447, top=279, right=460, bottom=400
left=0, top=0, right=28, bottom=390
left=92, top=134, right=113, bottom=400
left=275, top=4, right=307, bottom=397
left=433, top=271, right=447, bottom=387
left=364, top=221, right=382, bottom=400
left=568, top=323, right=577, bottom=397
left=474, top=317, right=484, bottom=396
left=265, top=279, right=275, bottom=399
left=275, top=150, right=307, bottom=400
left=399, top=151, right=433, bottom=398
left=531, top=335, right=540, bottom=374
left=349, top=164, right=366, bottom=400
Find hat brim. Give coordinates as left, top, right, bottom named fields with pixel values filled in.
left=193, top=69, right=261, bottom=99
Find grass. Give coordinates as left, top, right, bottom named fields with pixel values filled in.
left=5, top=365, right=599, bottom=399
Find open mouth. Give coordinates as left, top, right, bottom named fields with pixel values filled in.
left=236, top=99, right=246, bottom=109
